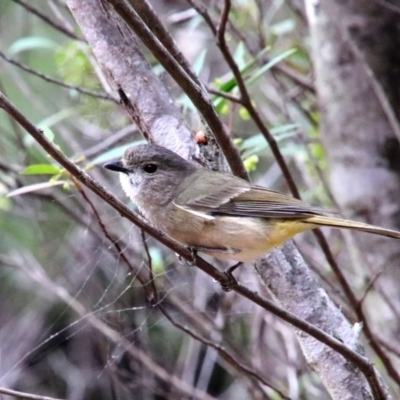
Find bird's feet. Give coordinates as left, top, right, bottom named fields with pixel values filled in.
left=176, top=247, right=198, bottom=266
left=220, top=262, right=243, bottom=292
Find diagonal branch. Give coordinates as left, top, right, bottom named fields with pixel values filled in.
left=0, top=89, right=387, bottom=400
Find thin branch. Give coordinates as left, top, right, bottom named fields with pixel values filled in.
left=159, top=304, right=290, bottom=399
left=206, top=86, right=243, bottom=104
left=0, top=386, right=63, bottom=400
left=0, top=51, right=117, bottom=102
left=216, top=0, right=231, bottom=47
left=358, top=270, right=383, bottom=307
left=186, top=0, right=217, bottom=35
left=140, top=229, right=159, bottom=304
left=79, top=124, right=138, bottom=159
left=12, top=0, right=82, bottom=41
left=126, top=0, right=201, bottom=87
left=372, top=0, right=400, bottom=13
left=187, top=0, right=315, bottom=92
left=14, top=254, right=215, bottom=400
left=74, top=181, right=146, bottom=285
left=376, top=336, right=400, bottom=358
left=346, top=30, right=400, bottom=146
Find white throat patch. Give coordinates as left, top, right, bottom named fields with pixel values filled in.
left=119, top=173, right=139, bottom=201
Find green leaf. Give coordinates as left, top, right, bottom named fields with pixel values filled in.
left=270, top=19, right=296, bottom=36
left=8, top=37, right=58, bottom=55
left=247, top=48, right=297, bottom=85
left=214, top=46, right=271, bottom=94
left=20, top=164, right=62, bottom=175
left=238, top=124, right=299, bottom=158
left=233, top=42, right=246, bottom=70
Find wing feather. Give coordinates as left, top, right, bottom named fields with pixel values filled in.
left=174, top=170, right=328, bottom=219
left=179, top=174, right=327, bottom=219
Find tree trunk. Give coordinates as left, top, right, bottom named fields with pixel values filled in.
left=306, top=0, right=400, bottom=339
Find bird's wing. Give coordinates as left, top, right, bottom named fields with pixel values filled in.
left=204, top=186, right=328, bottom=219
left=174, top=171, right=328, bottom=220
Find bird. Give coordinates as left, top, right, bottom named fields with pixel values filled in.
left=104, top=144, right=400, bottom=263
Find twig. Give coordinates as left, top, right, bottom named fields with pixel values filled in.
left=216, top=0, right=231, bottom=48
left=186, top=0, right=217, bottom=35
left=140, top=229, right=159, bottom=304
left=80, top=125, right=137, bottom=159
left=14, top=254, right=215, bottom=400
left=372, top=0, right=400, bottom=13
left=0, top=386, right=63, bottom=400
left=159, top=304, right=290, bottom=399
left=74, top=181, right=146, bottom=285
left=198, top=0, right=300, bottom=197
left=126, top=0, right=201, bottom=87
left=187, top=0, right=315, bottom=92
left=376, top=336, right=400, bottom=358
left=219, top=0, right=299, bottom=196
left=347, top=30, right=400, bottom=146
left=0, top=51, right=117, bottom=102
left=357, top=270, right=383, bottom=307
left=206, top=86, right=243, bottom=104
left=12, top=0, right=82, bottom=41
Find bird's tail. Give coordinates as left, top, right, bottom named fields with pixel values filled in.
left=304, top=215, right=400, bottom=239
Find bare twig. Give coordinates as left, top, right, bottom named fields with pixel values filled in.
left=0, top=51, right=117, bottom=102
left=140, top=229, right=159, bottom=304
left=13, top=254, right=215, bottom=400
left=12, top=0, right=82, bottom=41
left=74, top=181, right=146, bottom=285
left=206, top=86, right=243, bottom=104
left=126, top=0, right=201, bottom=87
left=358, top=270, right=383, bottom=307
left=0, top=386, right=63, bottom=400
left=79, top=125, right=138, bottom=159
left=159, top=304, right=290, bottom=399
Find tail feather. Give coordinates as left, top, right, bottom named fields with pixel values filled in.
left=305, top=216, right=400, bottom=239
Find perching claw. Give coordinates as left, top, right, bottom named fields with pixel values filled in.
left=220, top=262, right=243, bottom=291
left=176, top=247, right=198, bottom=267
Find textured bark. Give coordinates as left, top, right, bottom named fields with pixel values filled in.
left=67, top=0, right=198, bottom=161
left=306, top=0, right=400, bottom=333
left=258, top=242, right=373, bottom=399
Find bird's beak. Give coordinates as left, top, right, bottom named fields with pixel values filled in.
left=103, top=161, right=129, bottom=174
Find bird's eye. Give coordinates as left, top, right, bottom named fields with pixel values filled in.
left=143, top=163, right=158, bottom=174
